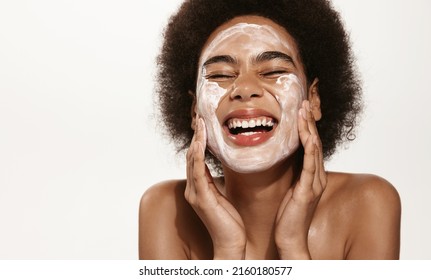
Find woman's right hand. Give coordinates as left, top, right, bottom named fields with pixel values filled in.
left=185, top=117, right=247, bottom=259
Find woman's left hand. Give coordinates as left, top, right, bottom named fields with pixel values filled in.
left=274, top=100, right=327, bottom=259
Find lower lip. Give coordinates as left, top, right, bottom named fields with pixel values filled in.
left=224, top=126, right=276, bottom=146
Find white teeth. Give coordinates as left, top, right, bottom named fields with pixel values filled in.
left=256, top=119, right=262, bottom=126
left=227, top=117, right=275, bottom=129
left=241, top=131, right=258, bottom=136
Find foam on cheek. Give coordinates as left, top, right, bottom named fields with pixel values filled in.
left=197, top=76, right=223, bottom=115
left=275, top=74, right=306, bottom=150
left=196, top=73, right=226, bottom=157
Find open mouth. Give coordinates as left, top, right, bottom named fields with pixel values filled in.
left=223, top=115, right=278, bottom=146
left=226, top=116, right=276, bottom=135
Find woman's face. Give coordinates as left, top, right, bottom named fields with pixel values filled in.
left=196, top=16, right=309, bottom=173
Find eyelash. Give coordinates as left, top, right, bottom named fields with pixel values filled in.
left=206, top=73, right=236, bottom=80
left=205, top=70, right=289, bottom=81
left=261, top=70, right=288, bottom=78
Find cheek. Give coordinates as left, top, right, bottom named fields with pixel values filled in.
left=275, top=75, right=306, bottom=114
left=196, top=79, right=226, bottom=119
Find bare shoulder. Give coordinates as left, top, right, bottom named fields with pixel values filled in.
left=324, top=172, right=401, bottom=259
left=326, top=172, right=401, bottom=210
left=140, top=180, right=187, bottom=208
left=139, top=180, right=189, bottom=259
left=139, top=180, right=212, bottom=259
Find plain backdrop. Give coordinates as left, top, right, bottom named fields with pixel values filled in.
left=0, top=0, right=430, bottom=259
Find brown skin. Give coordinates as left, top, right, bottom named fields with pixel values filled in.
left=139, top=173, right=400, bottom=259
left=139, top=16, right=401, bottom=260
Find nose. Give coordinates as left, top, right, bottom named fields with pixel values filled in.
left=229, top=74, right=263, bottom=101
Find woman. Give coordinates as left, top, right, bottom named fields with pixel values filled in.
left=139, top=0, right=401, bottom=260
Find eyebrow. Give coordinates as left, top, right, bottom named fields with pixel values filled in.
left=202, top=51, right=295, bottom=68
left=203, top=55, right=237, bottom=67
left=254, top=51, right=295, bottom=66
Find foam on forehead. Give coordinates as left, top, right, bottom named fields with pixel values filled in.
left=199, top=22, right=294, bottom=67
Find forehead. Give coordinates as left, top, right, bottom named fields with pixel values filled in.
left=199, top=15, right=300, bottom=63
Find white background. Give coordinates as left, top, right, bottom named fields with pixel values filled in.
left=0, top=0, right=430, bottom=259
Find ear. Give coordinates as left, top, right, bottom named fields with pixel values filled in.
left=307, top=78, right=322, bottom=121
left=189, top=90, right=198, bottom=130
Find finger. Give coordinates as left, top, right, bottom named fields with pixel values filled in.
left=305, top=111, right=326, bottom=191
left=314, top=135, right=327, bottom=190
left=312, top=136, right=323, bottom=195
left=304, top=100, right=319, bottom=137
left=298, top=104, right=311, bottom=147
left=185, top=142, right=197, bottom=200
left=192, top=142, right=206, bottom=185
left=186, top=114, right=205, bottom=178
left=186, top=142, right=207, bottom=204
left=190, top=113, right=202, bottom=145
left=192, top=118, right=208, bottom=193
left=186, top=115, right=204, bottom=195
left=195, top=117, right=207, bottom=152
left=204, top=164, right=217, bottom=190
left=297, top=101, right=316, bottom=191
left=300, top=100, right=326, bottom=191
left=298, top=130, right=316, bottom=191
left=320, top=169, right=327, bottom=191
left=192, top=142, right=216, bottom=201
left=190, top=125, right=197, bottom=145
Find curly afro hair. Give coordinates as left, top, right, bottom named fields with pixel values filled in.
left=155, top=0, right=362, bottom=170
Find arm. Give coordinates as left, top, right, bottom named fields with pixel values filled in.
left=139, top=182, right=188, bottom=259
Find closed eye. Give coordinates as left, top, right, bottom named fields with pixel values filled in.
left=261, top=70, right=289, bottom=78
left=206, top=73, right=236, bottom=81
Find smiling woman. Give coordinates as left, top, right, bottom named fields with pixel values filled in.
left=139, top=0, right=401, bottom=260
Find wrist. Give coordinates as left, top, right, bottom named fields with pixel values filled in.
left=213, top=244, right=246, bottom=260
left=278, top=248, right=311, bottom=260
left=277, top=242, right=311, bottom=260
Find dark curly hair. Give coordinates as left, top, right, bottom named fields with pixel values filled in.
left=155, top=0, right=362, bottom=170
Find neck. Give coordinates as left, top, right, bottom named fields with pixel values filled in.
left=220, top=153, right=301, bottom=258
left=222, top=151, right=301, bottom=199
